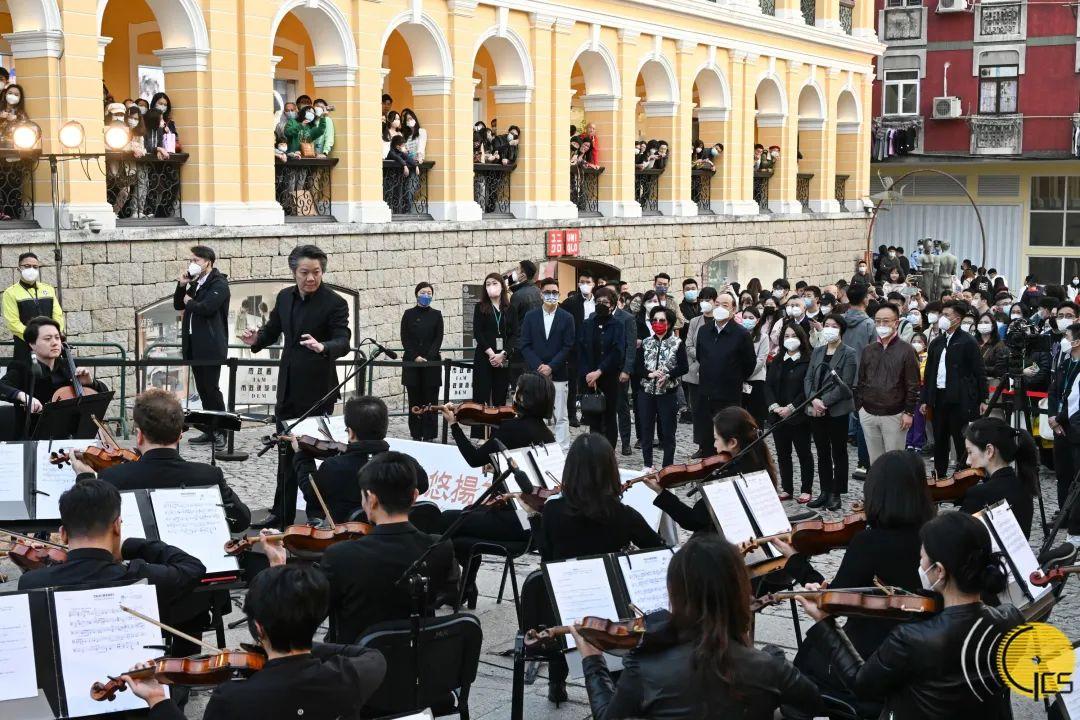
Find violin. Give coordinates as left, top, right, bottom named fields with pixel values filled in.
left=1030, top=564, right=1080, bottom=587
left=753, top=587, right=940, bottom=620
left=789, top=512, right=867, bottom=556
left=272, top=433, right=347, bottom=459
left=90, top=648, right=266, bottom=702
left=224, top=521, right=374, bottom=556
left=487, top=487, right=561, bottom=513
left=524, top=615, right=647, bottom=655
left=927, top=468, right=985, bottom=503
left=50, top=445, right=140, bottom=472
left=620, top=451, right=734, bottom=493
left=0, top=530, right=67, bottom=571
left=51, top=342, right=99, bottom=403
left=411, top=402, right=516, bottom=426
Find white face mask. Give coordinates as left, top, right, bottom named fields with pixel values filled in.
left=1011, top=313, right=1022, bottom=320
left=579, top=283, right=593, bottom=296
left=787, top=305, right=804, bottom=318
left=927, top=312, right=940, bottom=325
left=127, top=118, right=139, bottom=128
left=977, top=323, right=993, bottom=335
left=187, top=262, right=203, bottom=278
left=645, top=301, right=659, bottom=312
left=277, top=144, right=287, bottom=153
left=875, top=325, right=893, bottom=339
left=938, top=316, right=953, bottom=332
left=314, top=106, right=324, bottom=117
left=304, top=111, right=315, bottom=122
left=1062, top=337, right=1075, bottom=355
left=699, top=301, right=714, bottom=314
left=960, top=322, right=974, bottom=333
left=19, top=267, right=38, bottom=284
left=486, top=284, right=502, bottom=299
left=5, top=93, right=18, bottom=105
left=907, top=312, right=921, bottom=326
left=820, top=305, right=832, bottom=316
left=783, top=337, right=801, bottom=352
left=918, top=562, right=942, bottom=592
left=912, top=341, right=926, bottom=353
left=155, top=103, right=168, bottom=113
left=1057, top=318, right=1074, bottom=333
left=821, top=327, right=840, bottom=343
left=772, top=289, right=785, bottom=299
left=406, top=119, right=416, bottom=128
left=715, top=307, right=731, bottom=321
left=741, top=317, right=756, bottom=330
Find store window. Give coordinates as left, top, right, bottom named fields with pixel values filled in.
left=1030, top=177, right=1080, bottom=247
left=978, top=64, right=1018, bottom=115
left=884, top=70, right=919, bottom=116
left=1027, top=256, right=1080, bottom=287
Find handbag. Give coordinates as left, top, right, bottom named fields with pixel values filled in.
left=579, top=391, right=606, bottom=414
left=299, top=140, right=316, bottom=159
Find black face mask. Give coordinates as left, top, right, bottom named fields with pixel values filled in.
left=595, top=305, right=611, bottom=321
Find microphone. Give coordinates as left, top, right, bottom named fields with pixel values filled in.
left=366, top=338, right=398, bottom=359
left=828, top=368, right=853, bottom=399
left=29, top=352, right=43, bottom=380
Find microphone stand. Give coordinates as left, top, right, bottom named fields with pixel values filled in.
left=1039, top=466, right=1080, bottom=560
left=23, top=355, right=40, bottom=440
left=394, top=461, right=516, bottom=710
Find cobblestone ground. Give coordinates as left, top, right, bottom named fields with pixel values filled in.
left=3, top=402, right=1069, bottom=718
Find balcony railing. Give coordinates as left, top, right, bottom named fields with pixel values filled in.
left=0, top=150, right=37, bottom=228
left=474, top=162, right=515, bottom=219
left=275, top=157, right=339, bottom=222
left=840, top=0, right=854, bottom=33
left=691, top=168, right=715, bottom=215
left=383, top=160, right=434, bottom=220
left=571, top=166, right=604, bottom=218
left=106, top=152, right=189, bottom=226
left=801, top=0, right=816, bottom=24
left=635, top=168, right=663, bottom=216
left=760, top=0, right=776, bottom=14
left=797, top=173, right=814, bottom=213
left=753, top=170, right=772, bottom=214
left=835, top=174, right=849, bottom=211
left=969, top=115, right=1023, bottom=156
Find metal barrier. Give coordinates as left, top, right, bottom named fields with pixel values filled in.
left=105, top=152, right=189, bottom=226
left=571, top=166, right=604, bottom=217
left=275, top=157, right=339, bottom=221
left=0, top=149, right=37, bottom=228
left=753, top=170, right=772, bottom=213
left=635, top=168, right=663, bottom=216
left=383, top=160, right=434, bottom=220
left=797, top=172, right=814, bottom=213
left=691, top=167, right=714, bottom=215
left=474, top=162, right=515, bottom=218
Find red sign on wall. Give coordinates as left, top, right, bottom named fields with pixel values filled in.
left=546, top=229, right=565, bottom=257
left=564, top=229, right=580, bottom=257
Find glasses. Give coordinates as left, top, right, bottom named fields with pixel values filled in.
left=595, top=300, right=611, bottom=307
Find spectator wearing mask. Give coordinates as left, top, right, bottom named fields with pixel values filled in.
left=851, top=259, right=871, bottom=288
left=855, top=303, right=920, bottom=464
left=636, top=305, right=688, bottom=470
left=739, top=306, right=770, bottom=430
left=767, top=322, right=814, bottom=503
left=614, top=292, right=639, bottom=456
left=906, top=332, right=930, bottom=451
left=678, top=278, right=700, bottom=423
left=471, top=273, right=517, bottom=439
left=694, top=292, right=756, bottom=457
left=312, top=99, right=334, bottom=157
left=275, top=102, right=297, bottom=145
left=652, top=273, right=682, bottom=331
left=1048, top=321, right=1080, bottom=541
left=877, top=246, right=901, bottom=284
left=521, top=277, right=575, bottom=449
left=0, top=83, right=27, bottom=149
left=579, top=286, right=625, bottom=447
left=492, top=125, right=520, bottom=165
left=842, top=283, right=876, bottom=477
left=805, top=313, right=857, bottom=509
left=2, top=252, right=64, bottom=365
left=401, top=108, right=426, bottom=163
left=508, top=259, right=541, bottom=326
left=976, top=311, right=1008, bottom=391
left=684, top=288, right=715, bottom=454
left=400, top=282, right=443, bottom=442
left=560, top=272, right=597, bottom=427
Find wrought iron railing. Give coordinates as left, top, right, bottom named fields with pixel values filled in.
left=275, top=157, right=339, bottom=222
left=801, top=0, right=816, bottom=24
left=474, top=162, right=515, bottom=218
left=760, top=0, right=776, bottom=14
left=835, top=174, right=849, bottom=211
left=0, top=149, right=37, bottom=228
left=106, top=152, right=188, bottom=226
left=753, top=170, right=772, bottom=214
left=840, top=0, right=854, bottom=32
left=571, top=166, right=604, bottom=217
left=383, top=160, right=434, bottom=220
left=968, top=115, right=1023, bottom=156
left=691, top=168, right=715, bottom=215
left=635, top=168, right=663, bottom=216
left=797, top=173, right=814, bottom=213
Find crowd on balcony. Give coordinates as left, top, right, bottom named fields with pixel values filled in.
left=0, top=78, right=29, bottom=221
left=691, top=140, right=724, bottom=171
left=753, top=143, right=780, bottom=172
left=472, top=121, right=520, bottom=166
left=381, top=97, right=431, bottom=216
left=102, top=88, right=183, bottom=219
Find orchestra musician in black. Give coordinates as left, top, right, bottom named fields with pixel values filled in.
left=797, top=511, right=1023, bottom=719
left=123, top=564, right=387, bottom=720
left=574, top=535, right=824, bottom=719
left=959, top=417, right=1038, bottom=539
left=240, top=245, right=351, bottom=529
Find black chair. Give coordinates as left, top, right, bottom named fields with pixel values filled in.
left=455, top=535, right=532, bottom=621
left=357, top=612, right=482, bottom=720
left=408, top=501, right=444, bottom=534
left=510, top=570, right=564, bottom=720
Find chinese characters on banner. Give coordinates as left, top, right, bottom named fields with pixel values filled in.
left=387, top=438, right=493, bottom=511
left=546, top=229, right=581, bottom=258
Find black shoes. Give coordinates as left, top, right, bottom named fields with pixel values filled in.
left=547, top=679, right=568, bottom=706
left=252, top=513, right=283, bottom=530
left=806, top=493, right=829, bottom=509
left=826, top=494, right=842, bottom=511
left=621, top=444, right=632, bottom=456
left=188, top=431, right=214, bottom=445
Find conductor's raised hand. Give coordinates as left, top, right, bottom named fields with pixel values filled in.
left=299, top=334, right=325, bottom=354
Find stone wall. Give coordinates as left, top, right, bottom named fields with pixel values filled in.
left=0, top=213, right=869, bottom=407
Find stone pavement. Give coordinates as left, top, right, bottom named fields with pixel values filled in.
left=3, top=403, right=1069, bottom=718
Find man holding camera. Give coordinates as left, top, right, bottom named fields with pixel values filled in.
left=173, top=245, right=230, bottom=448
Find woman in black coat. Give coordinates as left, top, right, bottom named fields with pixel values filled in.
left=470, top=272, right=518, bottom=438
left=765, top=321, right=813, bottom=502
left=400, top=281, right=443, bottom=441
left=960, top=417, right=1038, bottom=538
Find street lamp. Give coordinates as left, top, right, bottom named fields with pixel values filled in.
left=11, top=119, right=132, bottom=306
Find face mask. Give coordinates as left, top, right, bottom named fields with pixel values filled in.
left=783, top=338, right=800, bottom=352
left=1058, top=318, right=1074, bottom=333
left=741, top=317, right=756, bottom=330
left=486, top=284, right=502, bottom=299
left=314, top=107, right=324, bottom=117
left=699, top=301, right=714, bottom=314
left=5, top=94, right=18, bottom=105
left=684, top=290, right=698, bottom=302
left=912, top=341, right=926, bottom=353
left=651, top=321, right=669, bottom=335
left=875, top=325, right=893, bottom=339
left=918, top=563, right=942, bottom=593
left=710, top=148, right=719, bottom=157
left=277, top=144, right=287, bottom=152
left=821, top=327, right=840, bottom=343
left=888, top=252, right=896, bottom=258
left=19, top=267, right=38, bottom=284
left=858, top=266, right=867, bottom=274
left=906, top=312, right=921, bottom=326
left=127, top=118, right=139, bottom=128
left=977, top=322, right=993, bottom=335
left=909, top=302, right=919, bottom=310
left=787, top=305, right=804, bottom=318
left=803, top=297, right=813, bottom=308
left=645, top=301, right=659, bottom=312
left=417, top=294, right=432, bottom=307
left=304, top=112, right=315, bottom=122
left=595, top=304, right=611, bottom=320
left=1073, top=278, right=1079, bottom=286
left=579, top=283, right=593, bottom=296
left=772, top=289, right=785, bottom=299
left=406, top=119, right=416, bottom=128
left=655, top=285, right=667, bottom=296
left=715, top=307, right=731, bottom=321
left=960, top=322, right=974, bottom=333
left=937, top=316, right=953, bottom=332
left=1010, top=313, right=1022, bottom=321
left=155, top=103, right=168, bottom=113
left=927, top=312, right=940, bottom=325
left=285, top=111, right=297, bottom=120
left=187, top=262, right=203, bottom=278
left=1062, top=337, right=1075, bottom=354
left=820, top=305, right=832, bottom=315
left=542, top=292, right=559, bottom=306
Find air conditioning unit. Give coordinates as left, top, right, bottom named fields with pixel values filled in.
left=932, top=96, right=963, bottom=119
left=937, top=0, right=968, bottom=13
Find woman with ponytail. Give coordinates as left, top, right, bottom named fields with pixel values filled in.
left=798, top=512, right=1022, bottom=719
left=575, top=535, right=824, bottom=719
left=961, top=416, right=1038, bottom=538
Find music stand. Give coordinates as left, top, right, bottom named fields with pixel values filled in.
left=31, top=391, right=115, bottom=441
left=183, top=409, right=245, bottom=465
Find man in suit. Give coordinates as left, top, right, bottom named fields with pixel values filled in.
left=560, top=270, right=597, bottom=427
left=920, top=300, right=988, bottom=477
left=507, top=260, right=542, bottom=388
left=520, top=277, right=575, bottom=449
left=614, top=291, right=638, bottom=455
left=173, top=245, right=230, bottom=449
left=694, top=291, right=756, bottom=456
left=579, top=286, right=626, bottom=447
left=123, top=565, right=386, bottom=720
left=241, top=245, right=351, bottom=528
left=1048, top=321, right=1080, bottom=541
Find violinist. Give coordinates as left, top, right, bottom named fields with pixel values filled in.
left=645, top=406, right=779, bottom=533
left=960, top=417, right=1037, bottom=538
left=574, top=535, right=823, bottom=719
left=797, top=512, right=1023, bottom=719
left=121, top=565, right=387, bottom=720
left=0, top=317, right=107, bottom=435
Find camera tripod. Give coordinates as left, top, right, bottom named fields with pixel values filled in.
left=984, top=373, right=1048, bottom=534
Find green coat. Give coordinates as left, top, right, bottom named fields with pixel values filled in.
left=283, top=118, right=325, bottom=153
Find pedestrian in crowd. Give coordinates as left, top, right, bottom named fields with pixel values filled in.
left=678, top=277, right=700, bottom=424
left=561, top=271, right=597, bottom=427
left=855, top=302, right=920, bottom=464
left=740, top=306, right=770, bottom=429
left=842, top=283, right=876, bottom=477
left=767, top=322, right=814, bottom=502
left=614, top=291, right=639, bottom=456
left=805, top=313, right=857, bottom=510
left=693, top=291, right=755, bottom=458
left=1048, top=320, right=1080, bottom=542
left=579, top=286, right=625, bottom=447
left=400, top=281, right=443, bottom=442
left=2, top=251, right=63, bottom=365
left=636, top=305, right=688, bottom=471
left=520, top=277, right=575, bottom=449
left=471, top=272, right=517, bottom=439
left=906, top=331, right=930, bottom=452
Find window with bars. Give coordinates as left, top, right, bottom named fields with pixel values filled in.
left=884, top=70, right=919, bottom=116
left=978, top=65, right=1018, bottom=115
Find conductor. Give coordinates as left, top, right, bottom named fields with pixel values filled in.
left=241, top=245, right=351, bottom=529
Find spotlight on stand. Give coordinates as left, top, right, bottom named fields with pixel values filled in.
left=58, top=120, right=84, bottom=150
left=103, top=121, right=131, bottom=151
left=11, top=121, right=39, bottom=152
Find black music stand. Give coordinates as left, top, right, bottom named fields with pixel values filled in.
left=31, top=391, right=114, bottom=441
left=183, top=409, right=246, bottom=465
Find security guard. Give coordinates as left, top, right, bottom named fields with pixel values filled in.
left=2, top=252, right=64, bottom=364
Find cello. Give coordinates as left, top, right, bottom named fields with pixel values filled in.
left=51, top=341, right=99, bottom=402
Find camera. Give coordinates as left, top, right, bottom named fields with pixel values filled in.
left=1004, top=319, right=1050, bottom=378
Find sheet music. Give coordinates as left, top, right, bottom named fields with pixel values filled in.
left=545, top=557, right=620, bottom=649
left=1059, top=651, right=1080, bottom=718
left=150, top=487, right=238, bottom=575
left=119, top=492, right=145, bottom=542
left=978, top=503, right=1052, bottom=604
left=700, top=480, right=755, bottom=544
left=739, top=471, right=791, bottom=537
left=617, top=549, right=673, bottom=614
left=619, top=478, right=665, bottom=532
left=0, top=593, right=37, bottom=702
left=34, top=440, right=96, bottom=519
left=495, top=449, right=537, bottom=492
left=53, top=583, right=167, bottom=717
left=527, top=444, right=566, bottom=490
left=0, top=443, right=24, bottom=504
left=283, top=415, right=347, bottom=443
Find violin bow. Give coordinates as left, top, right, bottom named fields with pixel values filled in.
left=0, top=528, right=66, bottom=549
left=307, top=477, right=337, bottom=530
left=91, top=415, right=120, bottom=451
left=120, top=605, right=223, bottom=655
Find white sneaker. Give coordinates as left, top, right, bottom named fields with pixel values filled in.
left=1066, top=535, right=1080, bottom=546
